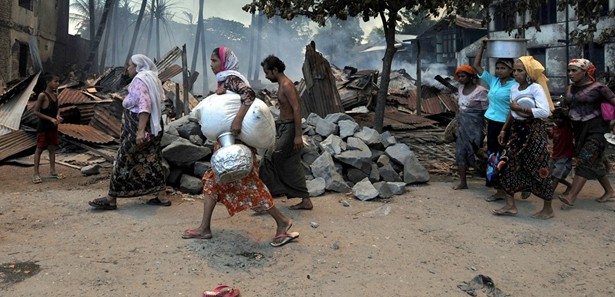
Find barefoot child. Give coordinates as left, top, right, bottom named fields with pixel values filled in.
left=32, top=73, right=63, bottom=184
left=549, top=109, right=574, bottom=195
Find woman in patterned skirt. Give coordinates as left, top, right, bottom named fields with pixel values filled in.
left=558, top=59, right=615, bottom=207
left=88, top=54, right=170, bottom=210
left=182, top=47, right=298, bottom=247
left=493, top=56, right=555, bottom=219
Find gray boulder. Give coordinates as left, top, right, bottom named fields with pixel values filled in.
left=179, top=174, right=203, bottom=194
left=162, top=138, right=211, bottom=167
left=352, top=178, right=379, bottom=201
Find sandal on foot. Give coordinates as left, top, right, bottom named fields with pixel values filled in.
left=558, top=195, right=574, bottom=207
left=32, top=176, right=42, bottom=184
left=485, top=194, right=504, bottom=202
left=146, top=197, right=172, bottom=206
left=203, top=285, right=240, bottom=297
left=182, top=229, right=211, bottom=239
left=50, top=173, right=64, bottom=179
left=88, top=197, right=117, bottom=210
left=270, top=231, right=299, bottom=247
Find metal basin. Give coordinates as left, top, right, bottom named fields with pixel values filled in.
left=211, top=132, right=253, bottom=183
left=486, top=39, right=528, bottom=58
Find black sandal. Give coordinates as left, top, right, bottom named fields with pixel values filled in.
left=146, top=197, right=172, bottom=207
left=89, top=197, right=117, bottom=210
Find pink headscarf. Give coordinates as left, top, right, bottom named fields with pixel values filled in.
left=215, top=47, right=249, bottom=87
left=568, top=58, right=596, bottom=81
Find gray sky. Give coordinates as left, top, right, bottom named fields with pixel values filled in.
left=69, top=0, right=380, bottom=35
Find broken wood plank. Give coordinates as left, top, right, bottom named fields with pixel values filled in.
left=61, top=137, right=115, bottom=162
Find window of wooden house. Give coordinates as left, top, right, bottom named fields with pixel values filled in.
left=442, top=32, right=456, bottom=58
left=19, top=0, right=33, bottom=11
left=538, top=0, right=557, bottom=25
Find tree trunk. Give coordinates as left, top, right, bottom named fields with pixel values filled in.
left=200, top=12, right=208, bottom=93
left=155, top=0, right=161, bottom=60
left=190, top=0, right=204, bottom=76
left=374, top=11, right=398, bottom=132
left=89, top=0, right=97, bottom=73
left=110, top=0, right=119, bottom=66
left=99, top=2, right=115, bottom=70
left=125, top=0, right=148, bottom=66
left=252, top=13, right=263, bottom=81
left=145, top=11, right=154, bottom=57
left=83, top=0, right=115, bottom=74
left=247, top=1, right=256, bottom=80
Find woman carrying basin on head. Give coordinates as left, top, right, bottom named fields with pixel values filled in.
left=473, top=39, right=519, bottom=202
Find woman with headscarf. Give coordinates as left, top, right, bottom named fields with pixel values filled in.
left=182, top=47, right=299, bottom=247
left=473, top=39, right=520, bottom=201
left=559, top=59, right=615, bottom=207
left=89, top=54, right=170, bottom=210
left=452, top=65, right=489, bottom=190
left=492, top=56, right=554, bottom=218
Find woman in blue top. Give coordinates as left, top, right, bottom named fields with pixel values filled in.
left=473, top=39, right=517, bottom=202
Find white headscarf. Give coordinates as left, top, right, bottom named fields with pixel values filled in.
left=130, top=54, right=164, bottom=136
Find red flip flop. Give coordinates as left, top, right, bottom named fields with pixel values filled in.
left=203, top=285, right=240, bottom=297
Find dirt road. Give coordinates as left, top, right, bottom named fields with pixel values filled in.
left=1, top=161, right=615, bottom=297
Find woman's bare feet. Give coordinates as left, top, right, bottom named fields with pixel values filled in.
left=531, top=209, right=554, bottom=220
left=492, top=205, right=518, bottom=216
left=289, top=198, right=313, bottom=210
left=596, top=191, right=615, bottom=203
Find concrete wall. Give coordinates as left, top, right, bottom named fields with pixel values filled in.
left=0, top=1, right=69, bottom=84
left=474, top=3, right=615, bottom=95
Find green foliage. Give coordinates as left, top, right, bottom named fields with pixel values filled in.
left=397, top=9, right=437, bottom=35
left=561, top=0, right=615, bottom=45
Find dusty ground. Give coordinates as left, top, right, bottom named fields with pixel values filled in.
left=1, top=154, right=615, bottom=297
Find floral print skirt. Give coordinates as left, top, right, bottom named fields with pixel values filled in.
left=498, top=119, right=554, bottom=200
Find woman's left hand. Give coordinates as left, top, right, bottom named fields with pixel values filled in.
left=136, top=130, right=146, bottom=146
left=231, top=118, right=242, bottom=136
left=510, top=101, right=521, bottom=112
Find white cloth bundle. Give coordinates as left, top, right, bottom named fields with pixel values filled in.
left=190, top=92, right=275, bottom=149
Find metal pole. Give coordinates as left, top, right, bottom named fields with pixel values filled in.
left=565, top=0, right=569, bottom=63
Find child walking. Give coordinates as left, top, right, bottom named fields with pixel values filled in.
left=549, top=109, right=574, bottom=195
left=32, top=73, right=63, bottom=184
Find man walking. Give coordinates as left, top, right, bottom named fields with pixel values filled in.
left=259, top=55, right=312, bottom=210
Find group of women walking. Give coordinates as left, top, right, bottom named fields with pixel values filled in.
left=453, top=39, right=615, bottom=219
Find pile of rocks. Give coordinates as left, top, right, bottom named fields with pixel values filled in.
left=157, top=112, right=430, bottom=201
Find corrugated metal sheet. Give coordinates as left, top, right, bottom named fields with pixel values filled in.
left=88, top=99, right=123, bottom=138
left=95, top=67, right=126, bottom=92
left=0, top=74, right=36, bottom=105
left=0, top=73, right=40, bottom=136
left=156, top=47, right=182, bottom=71
left=0, top=130, right=36, bottom=161
left=58, top=88, right=91, bottom=105
left=58, top=123, right=116, bottom=144
left=392, top=86, right=457, bottom=115
left=158, top=64, right=182, bottom=81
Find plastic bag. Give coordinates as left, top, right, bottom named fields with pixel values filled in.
left=601, top=101, right=615, bottom=121
left=190, top=92, right=276, bottom=149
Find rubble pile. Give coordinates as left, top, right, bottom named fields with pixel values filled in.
left=158, top=110, right=430, bottom=201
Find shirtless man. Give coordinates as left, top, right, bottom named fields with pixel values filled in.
left=259, top=55, right=312, bottom=210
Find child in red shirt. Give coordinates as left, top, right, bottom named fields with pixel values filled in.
left=549, top=108, right=574, bottom=194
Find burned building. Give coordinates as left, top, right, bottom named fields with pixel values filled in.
left=0, top=0, right=71, bottom=88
